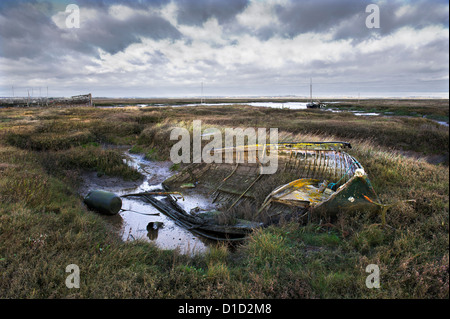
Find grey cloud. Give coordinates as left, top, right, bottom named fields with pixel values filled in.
left=274, top=0, right=369, bottom=38
left=252, top=26, right=277, bottom=42
left=176, top=0, right=249, bottom=26
left=0, top=3, right=63, bottom=59
left=76, top=11, right=181, bottom=54
left=331, top=12, right=373, bottom=41
left=377, top=0, right=449, bottom=35
left=274, top=0, right=449, bottom=41
left=75, top=0, right=168, bottom=10
left=0, top=1, right=182, bottom=59
left=144, top=50, right=169, bottom=65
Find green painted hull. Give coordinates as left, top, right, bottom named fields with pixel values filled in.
left=313, top=175, right=379, bottom=216
left=84, top=190, right=122, bottom=215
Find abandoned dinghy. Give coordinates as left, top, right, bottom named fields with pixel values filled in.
left=154, top=142, right=379, bottom=240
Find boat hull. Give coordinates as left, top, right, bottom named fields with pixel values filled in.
left=312, top=175, right=379, bottom=216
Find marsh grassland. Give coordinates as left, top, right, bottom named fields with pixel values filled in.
left=0, top=100, right=448, bottom=298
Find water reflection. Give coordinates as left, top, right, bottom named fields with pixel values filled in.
left=81, top=151, right=215, bottom=254
left=146, top=222, right=164, bottom=240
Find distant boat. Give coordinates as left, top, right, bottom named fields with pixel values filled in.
left=306, top=78, right=323, bottom=109
left=306, top=101, right=323, bottom=109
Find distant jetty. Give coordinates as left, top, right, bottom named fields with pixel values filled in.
left=0, top=93, right=92, bottom=107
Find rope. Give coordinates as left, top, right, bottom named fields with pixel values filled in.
left=327, top=159, right=359, bottom=190
left=119, top=208, right=160, bottom=216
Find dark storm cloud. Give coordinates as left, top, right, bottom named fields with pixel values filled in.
left=0, top=0, right=37, bottom=10
left=176, top=0, right=249, bottom=26
left=75, top=10, right=181, bottom=54
left=333, top=0, right=449, bottom=40
left=0, top=2, right=62, bottom=59
left=274, top=0, right=449, bottom=40
left=274, top=0, right=369, bottom=37
left=377, top=0, right=449, bottom=33
left=0, top=0, right=181, bottom=59
left=76, top=0, right=168, bottom=9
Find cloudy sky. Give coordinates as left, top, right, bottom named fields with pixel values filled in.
left=0, top=0, right=448, bottom=98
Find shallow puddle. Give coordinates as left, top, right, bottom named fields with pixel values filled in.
left=80, top=151, right=215, bottom=254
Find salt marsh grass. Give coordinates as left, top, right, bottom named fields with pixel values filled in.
left=0, top=101, right=447, bottom=298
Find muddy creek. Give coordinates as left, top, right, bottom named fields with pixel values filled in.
left=80, top=151, right=215, bottom=254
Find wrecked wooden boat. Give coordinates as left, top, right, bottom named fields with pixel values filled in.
left=162, top=142, right=380, bottom=229
left=124, top=142, right=379, bottom=241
